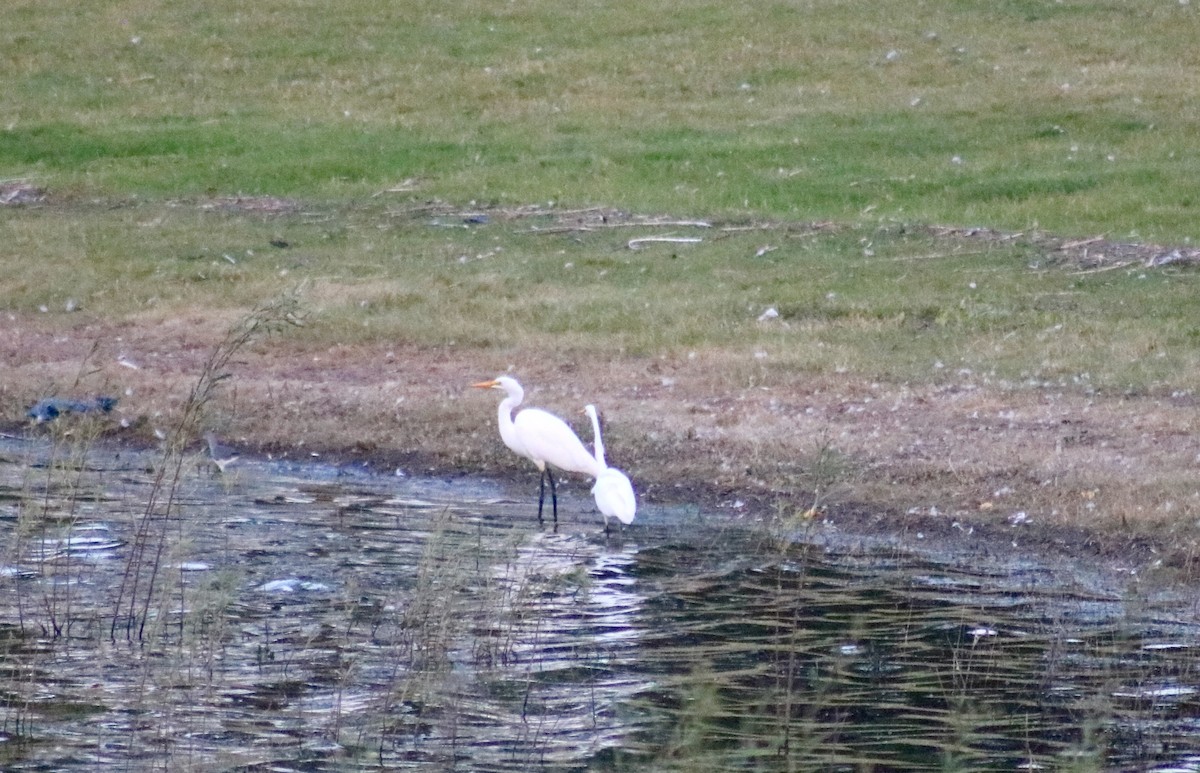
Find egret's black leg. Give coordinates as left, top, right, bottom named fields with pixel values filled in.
left=547, top=467, right=559, bottom=530
left=536, top=470, right=547, bottom=526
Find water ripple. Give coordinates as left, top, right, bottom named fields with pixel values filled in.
left=0, top=437, right=1197, bottom=771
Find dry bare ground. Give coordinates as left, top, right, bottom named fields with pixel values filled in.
left=3, top=204, right=1200, bottom=582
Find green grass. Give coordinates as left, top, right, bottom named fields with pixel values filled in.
left=3, top=0, right=1200, bottom=403
left=3, top=0, right=1200, bottom=239
left=4, top=201, right=1196, bottom=398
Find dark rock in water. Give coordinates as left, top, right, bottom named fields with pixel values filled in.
left=28, top=396, right=118, bottom=423
left=27, top=400, right=59, bottom=423
left=82, top=396, right=118, bottom=414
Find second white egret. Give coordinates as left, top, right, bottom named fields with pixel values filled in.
left=583, top=403, right=636, bottom=531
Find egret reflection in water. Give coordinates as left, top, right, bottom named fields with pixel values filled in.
left=0, top=436, right=1198, bottom=771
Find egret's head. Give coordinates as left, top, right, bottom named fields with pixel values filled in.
left=471, top=376, right=522, bottom=398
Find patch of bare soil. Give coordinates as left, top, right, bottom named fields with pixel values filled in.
left=388, top=202, right=1200, bottom=270
left=932, top=226, right=1200, bottom=272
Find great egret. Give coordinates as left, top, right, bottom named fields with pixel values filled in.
left=583, top=404, right=637, bottom=531
left=472, top=376, right=604, bottom=527
left=205, top=432, right=240, bottom=474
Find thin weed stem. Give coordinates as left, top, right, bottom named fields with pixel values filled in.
left=110, top=292, right=304, bottom=643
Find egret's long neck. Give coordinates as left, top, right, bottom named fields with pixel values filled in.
left=587, top=409, right=608, bottom=467
left=496, top=393, right=523, bottom=453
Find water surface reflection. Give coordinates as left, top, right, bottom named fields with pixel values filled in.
left=0, top=437, right=1197, bottom=771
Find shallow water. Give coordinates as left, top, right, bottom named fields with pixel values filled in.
left=0, top=436, right=1199, bottom=771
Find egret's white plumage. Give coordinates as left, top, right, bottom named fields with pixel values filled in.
left=584, top=404, right=636, bottom=529
left=473, top=376, right=603, bottom=526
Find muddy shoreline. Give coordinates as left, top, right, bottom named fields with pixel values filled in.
left=1, top=406, right=1186, bottom=602
left=4, top=303, right=1200, bottom=590
left=0, top=421, right=1172, bottom=594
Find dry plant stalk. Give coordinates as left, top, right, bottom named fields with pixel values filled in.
left=110, top=292, right=304, bottom=642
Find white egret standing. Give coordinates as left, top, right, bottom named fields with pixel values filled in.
left=583, top=404, right=637, bottom=532
left=473, top=376, right=604, bottom=527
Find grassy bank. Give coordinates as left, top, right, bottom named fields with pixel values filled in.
left=3, top=1, right=1200, bottom=574
left=3, top=201, right=1198, bottom=392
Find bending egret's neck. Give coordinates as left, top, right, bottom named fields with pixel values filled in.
left=585, top=405, right=607, bottom=467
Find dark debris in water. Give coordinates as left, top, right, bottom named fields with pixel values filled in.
left=27, top=396, right=118, bottom=423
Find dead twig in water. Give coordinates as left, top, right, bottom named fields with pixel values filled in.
left=627, top=236, right=704, bottom=250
